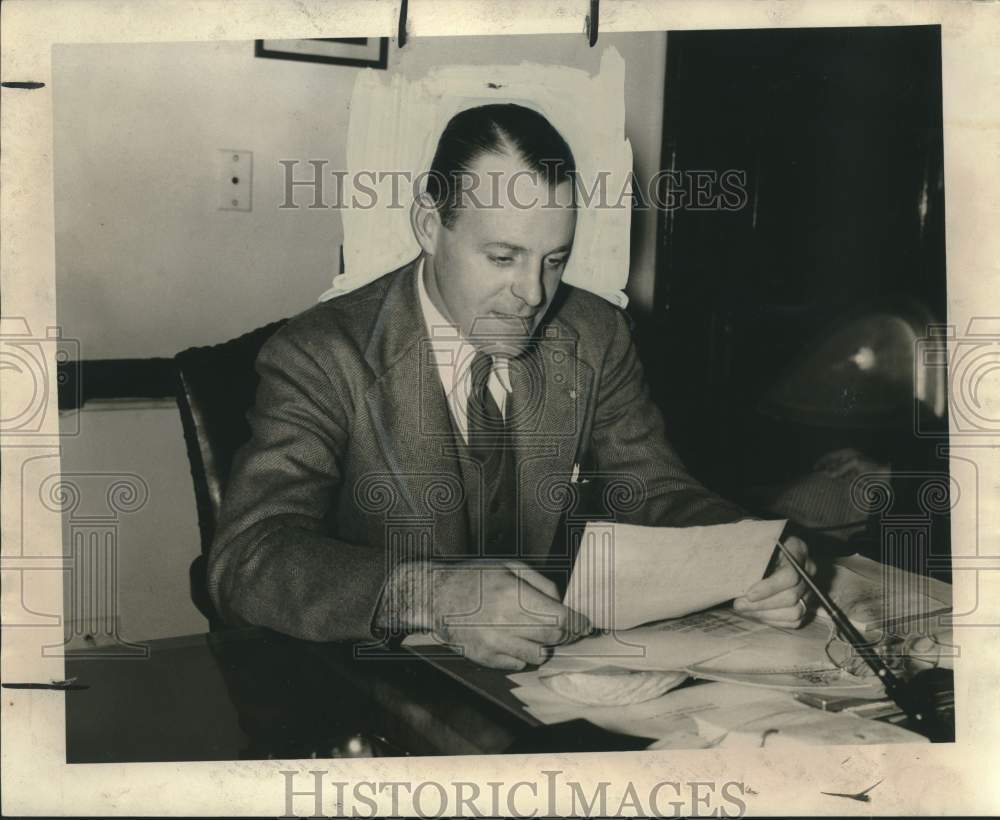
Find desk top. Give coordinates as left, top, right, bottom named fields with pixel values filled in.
left=65, top=625, right=948, bottom=762
left=65, top=627, right=647, bottom=762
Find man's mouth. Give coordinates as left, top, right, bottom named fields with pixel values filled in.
left=490, top=311, right=535, bottom=322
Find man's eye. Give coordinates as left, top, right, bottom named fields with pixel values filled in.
left=489, top=255, right=513, bottom=266
left=546, top=256, right=567, bottom=268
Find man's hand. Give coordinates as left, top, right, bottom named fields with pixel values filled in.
left=430, top=560, right=591, bottom=670
left=732, top=536, right=816, bottom=628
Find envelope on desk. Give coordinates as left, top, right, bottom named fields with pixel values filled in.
left=563, top=518, right=787, bottom=630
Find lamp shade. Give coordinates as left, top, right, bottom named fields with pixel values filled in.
left=759, top=302, right=944, bottom=429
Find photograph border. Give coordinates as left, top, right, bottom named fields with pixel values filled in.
left=2, top=1, right=999, bottom=816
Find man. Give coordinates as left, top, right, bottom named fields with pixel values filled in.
left=208, top=104, right=814, bottom=670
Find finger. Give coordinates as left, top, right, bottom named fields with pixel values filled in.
left=743, top=605, right=806, bottom=628
left=781, top=536, right=809, bottom=562
left=482, top=653, right=529, bottom=671
left=505, top=561, right=560, bottom=601
left=544, top=611, right=592, bottom=646
left=478, top=594, right=568, bottom=644
left=565, top=606, right=593, bottom=637
left=735, top=582, right=804, bottom=613
left=493, top=634, right=550, bottom=666
left=510, top=571, right=595, bottom=636
left=744, top=565, right=801, bottom=602
left=503, top=620, right=566, bottom=645
left=458, top=629, right=545, bottom=668
left=515, top=583, right=575, bottom=630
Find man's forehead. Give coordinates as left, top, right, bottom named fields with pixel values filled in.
left=454, top=185, right=577, bottom=251
left=461, top=151, right=575, bottom=209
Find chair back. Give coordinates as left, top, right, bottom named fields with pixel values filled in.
left=174, top=319, right=287, bottom=622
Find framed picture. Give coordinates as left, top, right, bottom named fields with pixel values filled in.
left=254, top=37, right=388, bottom=69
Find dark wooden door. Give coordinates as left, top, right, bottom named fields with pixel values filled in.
left=643, top=25, right=946, bottom=493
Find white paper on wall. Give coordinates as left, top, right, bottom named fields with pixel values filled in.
left=324, top=47, right=632, bottom=307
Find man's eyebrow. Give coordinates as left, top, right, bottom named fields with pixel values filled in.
left=482, top=242, right=573, bottom=254
left=483, top=242, right=528, bottom=253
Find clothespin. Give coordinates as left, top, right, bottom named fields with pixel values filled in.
left=397, top=0, right=409, bottom=48
left=585, top=0, right=600, bottom=47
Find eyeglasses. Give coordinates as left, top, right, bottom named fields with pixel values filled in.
left=823, top=626, right=944, bottom=678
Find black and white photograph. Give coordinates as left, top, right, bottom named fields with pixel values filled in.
left=2, top=1, right=999, bottom=817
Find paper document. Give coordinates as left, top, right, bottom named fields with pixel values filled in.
left=552, top=607, right=889, bottom=697
left=687, top=662, right=886, bottom=699
left=691, top=699, right=928, bottom=747
left=553, top=607, right=769, bottom=670
left=509, top=674, right=800, bottom=742
left=564, top=519, right=786, bottom=630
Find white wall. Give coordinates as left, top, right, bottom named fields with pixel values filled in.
left=53, top=33, right=666, bottom=358
left=58, top=403, right=208, bottom=641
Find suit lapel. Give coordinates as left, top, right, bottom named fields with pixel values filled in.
left=510, top=320, right=594, bottom=557
left=361, top=268, right=594, bottom=561
left=362, top=264, right=469, bottom=557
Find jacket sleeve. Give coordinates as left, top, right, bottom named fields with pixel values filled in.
left=588, top=308, right=749, bottom=527
left=206, top=326, right=388, bottom=641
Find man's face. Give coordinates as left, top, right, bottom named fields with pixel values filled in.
left=423, top=151, right=577, bottom=355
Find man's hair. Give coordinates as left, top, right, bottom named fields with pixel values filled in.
left=425, top=103, right=576, bottom=227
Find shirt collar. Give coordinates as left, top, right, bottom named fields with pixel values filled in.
left=416, top=257, right=511, bottom=393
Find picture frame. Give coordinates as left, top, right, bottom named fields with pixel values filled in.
left=254, top=37, right=388, bottom=69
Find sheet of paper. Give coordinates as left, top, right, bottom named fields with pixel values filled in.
left=691, top=700, right=928, bottom=748
left=579, top=684, right=787, bottom=741
left=682, top=617, right=839, bottom=674
left=686, top=662, right=886, bottom=699
left=510, top=675, right=801, bottom=740
left=552, top=607, right=771, bottom=670
left=564, top=519, right=786, bottom=630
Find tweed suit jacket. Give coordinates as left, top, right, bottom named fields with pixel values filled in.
left=207, top=259, right=746, bottom=641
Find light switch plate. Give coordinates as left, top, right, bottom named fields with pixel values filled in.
left=218, top=149, right=252, bottom=211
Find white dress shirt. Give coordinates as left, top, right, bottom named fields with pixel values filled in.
left=416, top=258, right=511, bottom=444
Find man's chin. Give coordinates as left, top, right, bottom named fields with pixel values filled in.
left=481, top=338, right=532, bottom=359
left=470, top=315, right=538, bottom=355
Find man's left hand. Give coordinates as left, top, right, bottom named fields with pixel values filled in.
left=732, top=536, right=816, bottom=628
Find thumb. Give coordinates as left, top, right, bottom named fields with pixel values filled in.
left=504, top=560, right=560, bottom=600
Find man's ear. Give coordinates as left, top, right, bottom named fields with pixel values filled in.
left=410, top=193, right=443, bottom=255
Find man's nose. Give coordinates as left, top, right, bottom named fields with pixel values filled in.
left=511, top=260, right=545, bottom=308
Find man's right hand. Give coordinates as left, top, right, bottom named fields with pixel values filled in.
left=374, top=559, right=592, bottom=669
left=428, top=560, right=591, bottom=670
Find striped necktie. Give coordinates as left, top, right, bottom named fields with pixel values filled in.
left=468, top=351, right=517, bottom=556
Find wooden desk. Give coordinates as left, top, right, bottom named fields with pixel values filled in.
left=65, top=627, right=649, bottom=762
left=65, top=625, right=949, bottom=762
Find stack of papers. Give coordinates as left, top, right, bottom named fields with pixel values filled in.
left=506, top=520, right=953, bottom=747
left=406, top=519, right=954, bottom=748
left=689, top=697, right=928, bottom=748
left=506, top=673, right=924, bottom=748
left=819, top=554, right=952, bottom=632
